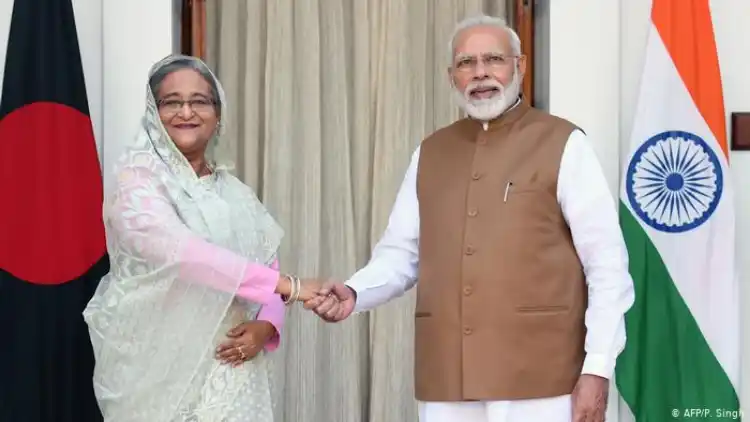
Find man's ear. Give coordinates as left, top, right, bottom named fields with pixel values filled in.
left=516, top=55, right=527, bottom=80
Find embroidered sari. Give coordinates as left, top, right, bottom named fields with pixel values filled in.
left=84, top=55, right=282, bottom=422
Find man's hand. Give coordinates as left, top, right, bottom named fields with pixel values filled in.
left=214, top=320, right=276, bottom=367
left=302, top=282, right=356, bottom=322
left=571, top=374, right=609, bottom=422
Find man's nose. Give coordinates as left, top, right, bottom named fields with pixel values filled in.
left=472, top=62, right=489, bottom=80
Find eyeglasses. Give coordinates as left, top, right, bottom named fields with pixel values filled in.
left=157, top=98, right=216, bottom=114
left=453, top=53, right=520, bottom=73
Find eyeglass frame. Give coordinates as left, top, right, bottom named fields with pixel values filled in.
left=156, top=97, right=218, bottom=115
left=452, top=52, right=523, bottom=73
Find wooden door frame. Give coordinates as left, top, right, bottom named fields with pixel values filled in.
left=181, top=0, right=206, bottom=59
left=181, top=0, right=535, bottom=103
left=509, top=0, right=534, bottom=104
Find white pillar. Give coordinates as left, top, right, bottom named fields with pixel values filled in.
left=547, top=0, right=622, bottom=196
left=101, top=0, right=177, bottom=193
left=546, top=1, right=622, bottom=421
left=73, top=0, right=104, bottom=158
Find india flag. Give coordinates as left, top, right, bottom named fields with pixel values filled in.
left=615, top=0, right=740, bottom=421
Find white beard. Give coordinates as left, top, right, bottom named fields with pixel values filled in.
left=453, top=70, right=521, bottom=121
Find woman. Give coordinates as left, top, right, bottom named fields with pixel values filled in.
left=83, top=55, right=322, bottom=421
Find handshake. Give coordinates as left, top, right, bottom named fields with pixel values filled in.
left=276, top=276, right=357, bottom=322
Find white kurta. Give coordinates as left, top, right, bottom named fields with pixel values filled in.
left=346, top=128, right=635, bottom=422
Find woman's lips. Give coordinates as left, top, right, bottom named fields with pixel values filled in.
left=174, top=123, right=199, bottom=129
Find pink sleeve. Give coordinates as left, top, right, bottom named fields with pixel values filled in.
left=111, top=165, right=280, bottom=305
left=180, top=240, right=280, bottom=305
left=256, top=260, right=285, bottom=351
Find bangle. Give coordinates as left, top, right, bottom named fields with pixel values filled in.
left=282, top=274, right=293, bottom=304
left=289, top=275, right=301, bottom=303
left=282, top=274, right=300, bottom=305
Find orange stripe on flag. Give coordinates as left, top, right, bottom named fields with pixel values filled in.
left=652, top=0, right=728, bottom=158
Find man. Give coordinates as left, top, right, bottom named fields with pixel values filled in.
left=304, top=14, right=634, bottom=422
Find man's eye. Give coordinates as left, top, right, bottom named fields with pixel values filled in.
left=487, top=55, right=505, bottom=63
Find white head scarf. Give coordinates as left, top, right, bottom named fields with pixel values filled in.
left=84, top=55, right=283, bottom=421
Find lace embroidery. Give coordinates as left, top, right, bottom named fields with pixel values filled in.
left=83, top=55, right=282, bottom=422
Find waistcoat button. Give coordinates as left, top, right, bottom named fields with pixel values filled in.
left=463, top=286, right=473, bottom=296
left=463, top=327, right=473, bottom=335
left=471, top=171, right=482, bottom=180
left=465, top=246, right=475, bottom=255
left=467, top=208, right=478, bottom=217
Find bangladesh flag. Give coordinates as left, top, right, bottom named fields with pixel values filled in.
left=0, top=0, right=109, bottom=421
left=616, top=0, right=740, bottom=421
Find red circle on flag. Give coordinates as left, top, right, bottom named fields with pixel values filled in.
left=0, top=102, right=106, bottom=284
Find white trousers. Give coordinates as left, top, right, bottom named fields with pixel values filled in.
left=418, top=394, right=571, bottom=422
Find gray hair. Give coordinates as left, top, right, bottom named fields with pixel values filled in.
left=449, top=15, right=522, bottom=62
left=148, top=57, right=221, bottom=109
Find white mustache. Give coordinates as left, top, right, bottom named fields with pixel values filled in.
left=464, top=80, right=504, bottom=98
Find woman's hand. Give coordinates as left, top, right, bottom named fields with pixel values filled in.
left=214, top=320, right=276, bottom=367
left=275, top=276, right=332, bottom=303
left=297, top=278, right=327, bottom=302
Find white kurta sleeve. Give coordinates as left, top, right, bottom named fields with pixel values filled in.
left=346, top=147, right=421, bottom=313
left=557, top=130, right=636, bottom=379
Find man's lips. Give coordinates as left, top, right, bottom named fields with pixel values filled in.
left=469, top=86, right=500, bottom=97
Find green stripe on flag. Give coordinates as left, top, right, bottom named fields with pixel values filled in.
left=616, top=201, right=740, bottom=421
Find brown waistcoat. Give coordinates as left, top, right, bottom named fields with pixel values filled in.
left=414, top=102, right=587, bottom=402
